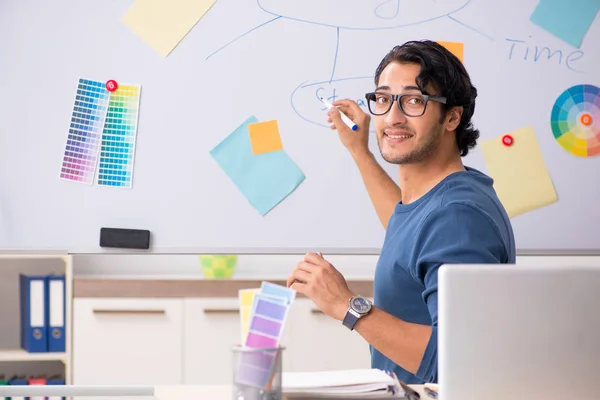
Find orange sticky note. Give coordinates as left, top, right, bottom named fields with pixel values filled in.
left=437, top=41, right=464, bottom=63
left=248, top=120, right=283, bottom=155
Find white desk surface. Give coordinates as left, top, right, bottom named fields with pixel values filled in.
left=154, top=384, right=430, bottom=399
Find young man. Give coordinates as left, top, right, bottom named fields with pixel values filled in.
left=286, top=40, right=516, bottom=384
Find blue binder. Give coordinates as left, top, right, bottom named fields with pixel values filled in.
left=19, top=274, right=48, bottom=353
left=46, top=275, right=66, bottom=352
left=9, top=375, right=28, bottom=400
left=47, top=376, right=65, bottom=400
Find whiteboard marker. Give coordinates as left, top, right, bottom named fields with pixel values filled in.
left=320, top=97, right=358, bottom=131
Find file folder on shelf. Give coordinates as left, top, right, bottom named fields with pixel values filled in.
left=0, top=375, right=7, bottom=400
left=9, top=375, right=27, bottom=400
left=46, top=275, right=66, bottom=352
left=28, top=377, right=46, bottom=400
left=19, top=275, right=47, bottom=353
left=47, top=376, right=65, bottom=400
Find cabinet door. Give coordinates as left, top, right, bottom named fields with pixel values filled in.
left=286, top=299, right=372, bottom=372
left=73, top=298, right=183, bottom=385
left=183, top=298, right=293, bottom=384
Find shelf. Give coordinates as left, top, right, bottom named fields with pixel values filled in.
left=0, top=349, right=68, bottom=362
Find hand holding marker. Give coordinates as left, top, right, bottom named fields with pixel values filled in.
left=320, top=97, right=358, bottom=131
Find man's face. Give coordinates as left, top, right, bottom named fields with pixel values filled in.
left=373, top=62, right=446, bottom=165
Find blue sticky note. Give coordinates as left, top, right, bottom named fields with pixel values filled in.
left=529, top=0, right=600, bottom=48
left=210, top=116, right=305, bottom=216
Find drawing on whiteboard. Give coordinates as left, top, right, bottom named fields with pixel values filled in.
left=290, top=77, right=373, bottom=130
left=205, top=0, right=494, bottom=81
left=204, top=0, right=495, bottom=128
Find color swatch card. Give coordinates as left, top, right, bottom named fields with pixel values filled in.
left=210, top=115, right=305, bottom=216
left=236, top=282, right=296, bottom=389
left=239, top=288, right=260, bottom=344
left=60, top=78, right=141, bottom=188
left=529, top=0, right=600, bottom=48
left=481, top=126, right=558, bottom=218
left=60, top=79, right=110, bottom=184
left=97, top=83, right=140, bottom=188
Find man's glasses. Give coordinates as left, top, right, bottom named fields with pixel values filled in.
left=365, top=92, right=447, bottom=117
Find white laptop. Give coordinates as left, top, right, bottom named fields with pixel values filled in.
left=438, top=263, right=600, bottom=400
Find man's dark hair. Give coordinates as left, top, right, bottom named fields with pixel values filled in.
left=374, top=40, right=479, bottom=157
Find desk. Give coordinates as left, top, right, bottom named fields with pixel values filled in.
left=153, top=384, right=430, bottom=399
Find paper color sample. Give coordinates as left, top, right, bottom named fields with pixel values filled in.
left=121, top=0, right=216, bottom=58
left=237, top=282, right=295, bottom=389
left=437, top=41, right=464, bottom=62
left=210, top=116, right=305, bottom=216
left=260, top=281, right=296, bottom=304
left=481, top=126, right=558, bottom=218
left=60, top=78, right=110, bottom=184
left=248, top=120, right=283, bottom=154
left=97, top=83, right=141, bottom=188
left=529, top=0, right=600, bottom=48
left=239, top=288, right=260, bottom=344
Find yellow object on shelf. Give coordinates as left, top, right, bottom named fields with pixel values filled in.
left=199, top=255, right=238, bottom=278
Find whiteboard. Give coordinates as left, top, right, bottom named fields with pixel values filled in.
left=0, top=0, right=599, bottom=254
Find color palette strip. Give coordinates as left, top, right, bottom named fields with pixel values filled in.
left=97, top=83, right=141, bottom=187
left=239, top=288, right=260, bottom=344
left=60, top=78, right=109, bottom=184
left=236, top=282, right=295, bottom=389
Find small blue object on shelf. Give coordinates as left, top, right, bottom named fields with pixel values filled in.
left=19, top=274, right=48, bottom=353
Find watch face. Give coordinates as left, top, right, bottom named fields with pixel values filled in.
left=351, top=296, right=371, bottom=314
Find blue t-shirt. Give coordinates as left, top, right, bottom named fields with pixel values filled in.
left=370, top=166, right=516, bottom=384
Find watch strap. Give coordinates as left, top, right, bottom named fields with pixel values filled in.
left=342, top=309, right=360, bottom=330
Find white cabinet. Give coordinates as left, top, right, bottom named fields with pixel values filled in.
left=286, top=298, right=372, bottom=372
left=72, top=298, right=183, bottom=385
left=183, top=298, right=292, bottom=384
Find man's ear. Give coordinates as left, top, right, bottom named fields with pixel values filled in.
left=445, top=106, right=463, bottom=131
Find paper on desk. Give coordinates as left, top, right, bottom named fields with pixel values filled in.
left=481, top=126, right=558, bottom=218
left=209, top=115, right=305, bottom=216
left=121, top=0, right=216, bottom=57
left=529, top=0, right=600, bottom=48
left=283, top=369, right=404, bottom=398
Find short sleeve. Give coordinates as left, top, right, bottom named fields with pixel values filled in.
left=411, top=202, right=508, bottom=382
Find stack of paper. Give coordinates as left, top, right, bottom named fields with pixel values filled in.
left=282, top=369, right=410, bottom=399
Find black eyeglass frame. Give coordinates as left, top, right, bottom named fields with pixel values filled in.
left=364, top=92, right=448, bottom=117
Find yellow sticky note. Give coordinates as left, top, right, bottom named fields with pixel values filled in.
left=481, top=126, right=558, bottom=218
left=437, top=41, right=464, bottom=63
left=121, top=0, right=216, bottom=58
left=248, top=120, right=283, bottom=155
left=239, top=288, right=260, bottom=343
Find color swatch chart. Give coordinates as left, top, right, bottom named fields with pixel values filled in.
left=97, top=83, right=140, bottom=187
left=236, top=282, right=295, bottom=388
left=551, top=84, right=600, bottom=157
left=60, top=78, right=141, bottom=187
left=60, top=79, right=110, bottom=184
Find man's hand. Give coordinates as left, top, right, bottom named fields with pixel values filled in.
left=327, top=100, right=371, bottom=159
left=286, top=252, right=354, bottom=321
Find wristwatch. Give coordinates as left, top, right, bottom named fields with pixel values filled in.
left=342, top=295, right=372, bottom=330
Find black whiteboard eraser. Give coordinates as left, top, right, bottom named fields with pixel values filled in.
left=99, top=227, right=150, bottom=249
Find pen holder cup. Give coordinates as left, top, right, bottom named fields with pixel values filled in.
left=232, top=345, right=284, bottom=400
